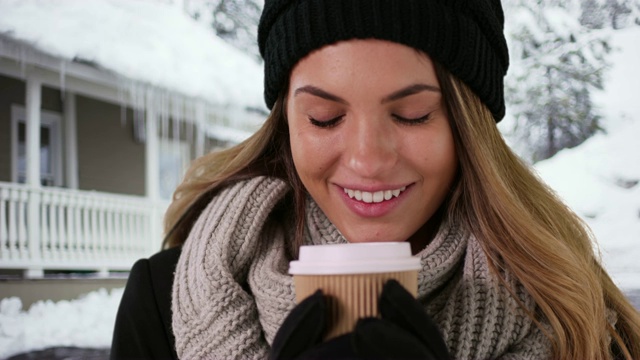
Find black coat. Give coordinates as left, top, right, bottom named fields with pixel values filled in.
left=110, top=246, right=181, bottom=360
left=109, top=244, right=629, bottom=359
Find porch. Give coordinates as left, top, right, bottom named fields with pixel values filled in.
left=0, top=181, right=166, bottom=277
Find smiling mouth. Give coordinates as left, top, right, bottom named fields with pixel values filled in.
left=342, top=186, right=407, bottom=203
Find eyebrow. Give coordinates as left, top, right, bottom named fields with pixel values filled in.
left=293, top=85, right=347, bottom=104
left=381, top=83, right=441, bottom=103
left=292, top=83, right=441, bottom=104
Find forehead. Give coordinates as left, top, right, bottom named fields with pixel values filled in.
left=288, top=39, right=438, bottom=93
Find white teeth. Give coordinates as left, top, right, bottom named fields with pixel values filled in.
left=343, top=186, right=407, bottom=203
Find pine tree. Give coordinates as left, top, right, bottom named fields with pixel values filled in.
left=579, top=0, right=640, bottom=29
left=604, top=0, right=633, bottom=28
left=184, top=0, right=263, bottom=61
left=580, top=0, right=606, bottom=29
left=503, top=0, right=610, bottom=162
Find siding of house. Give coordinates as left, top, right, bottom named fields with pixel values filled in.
left=0, top=74, right=63, bottom=183
left=0, top=75, right=20, bottom=183
left=76, top=95, right=145, bottom=196
left=0, top=277, right=128, bottom=310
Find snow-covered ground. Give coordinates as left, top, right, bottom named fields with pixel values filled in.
left=0, top=10, right=638, bottom=360
left=0, top=289, right=122, bottom=358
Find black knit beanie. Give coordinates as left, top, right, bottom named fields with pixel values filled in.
left=258, top=0, right=509, bottom=122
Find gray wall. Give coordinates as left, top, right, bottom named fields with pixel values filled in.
left=76, top=95, right=145, bottom=196
left=0, top=277, right=127, bottom=310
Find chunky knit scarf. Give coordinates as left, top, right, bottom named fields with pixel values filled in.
left=172, top=177, right=551, bottom=359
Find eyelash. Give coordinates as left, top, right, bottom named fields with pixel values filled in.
left=392, top=113, right=433, bottom=125
left=308, top=113, right=432, bottom=128
left=308, top=115, right=343, bottom=128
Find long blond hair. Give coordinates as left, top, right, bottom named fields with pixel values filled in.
left=162, top=93, right=307, bottom=251
left=435, top=64, right=640, bottom=359
left=163, top=63, right=640, bottom=359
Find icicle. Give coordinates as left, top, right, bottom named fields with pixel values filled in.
left=131, top=82, right=139, bottom=140
left=161, top=91, right=169, bottom=143
left=186, top=99, right=194, bottom=146
left=196, top=100, right=207, bottom=157
left=165, top=91, right=171, bottom=141
left=118, top=78, right=127, bottom=128
left=172, top=95, right=182, bottom=143
left=128, top=82, right=137, bottom=137
left=131, top=82, right=147, bottom=143
left=19, top=44, right=27, bottom=77
left=59, top=60, right=66, bottom=101
left=158, top=89, right=165, bottom=139
left=171, top=95, right=182, bottom=174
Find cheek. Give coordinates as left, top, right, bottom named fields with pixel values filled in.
left=289, top=125, right=335, bottom=179
left=407, top=130, right=457, bottom=178
left=428, top=136, right=458, bottom=181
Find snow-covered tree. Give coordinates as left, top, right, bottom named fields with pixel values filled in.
left=580, top=0, right=640, bottom=29
left=184, top=0, right=263, bottom=61
left=603, top=0, right=639, bottom=28
left=503, top=0, right=611, bottom=162
left=580, top=0, right=607, bottom=28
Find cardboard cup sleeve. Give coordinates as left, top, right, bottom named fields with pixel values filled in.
left=289, top=242, right=420, bottom=339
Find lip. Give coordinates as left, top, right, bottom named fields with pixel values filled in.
left=335, top=183, right=412, bottom=218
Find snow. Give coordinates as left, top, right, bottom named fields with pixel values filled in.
left=0, top=4, right=638, bottom=359
left=0, top=0, right=265, bottom=111
left=533, top=26, right=640, bottom=290
left=0, top=289, right=123, bottom=359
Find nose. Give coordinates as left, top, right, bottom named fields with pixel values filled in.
left=344, top=116, right=397, bottom=178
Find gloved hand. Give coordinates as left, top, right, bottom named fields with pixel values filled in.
left=269, top=279, right=451, bottom=360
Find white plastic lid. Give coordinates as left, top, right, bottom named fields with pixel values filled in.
left=289, top=242, right=421, bottom=275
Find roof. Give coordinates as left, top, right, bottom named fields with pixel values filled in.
left=0, top=0, right=265, bottom=111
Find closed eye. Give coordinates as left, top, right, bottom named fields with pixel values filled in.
left=308, top=115, right=344, bottom=128
left=392, top=113, right=432, bottom=125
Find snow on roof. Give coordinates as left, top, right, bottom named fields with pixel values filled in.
left=0, top=0, right=265, bottom=111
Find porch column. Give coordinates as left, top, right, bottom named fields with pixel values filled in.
left=25, top=74, right=43, bottom=278
left=25, top=76, right=42, bottom=188
left=64, top=92, right=78, bottom=190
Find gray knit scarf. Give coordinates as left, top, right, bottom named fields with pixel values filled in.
left=172, top=177, right=551, bottom=359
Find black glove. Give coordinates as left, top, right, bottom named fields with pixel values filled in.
left=270, top=279, right=451, bottom=360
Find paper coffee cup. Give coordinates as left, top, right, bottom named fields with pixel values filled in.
left=289, top=242, right=420, bottom=339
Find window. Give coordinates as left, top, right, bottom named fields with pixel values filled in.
left=158, top=139, right=190, bottom=200
left=11, top=105, right=63, bottom=187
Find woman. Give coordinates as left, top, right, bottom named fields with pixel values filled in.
left=111, top=0, right=640, bottom=359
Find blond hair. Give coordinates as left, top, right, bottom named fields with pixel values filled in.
left=163, top=64, right=640, bottom=359
left=435, top=64, right=640, bottom=359
left=163, top=95, right=307, bottom=251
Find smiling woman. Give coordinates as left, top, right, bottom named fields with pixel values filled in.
left=287, top=40, right=457, bottom=253
left=110, top=1, right=640, bottom=359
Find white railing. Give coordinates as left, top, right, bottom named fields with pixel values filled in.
left=0, top=182, right=166, bottom=276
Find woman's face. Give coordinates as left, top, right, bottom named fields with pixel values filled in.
left=287, top=39, right=457, bottom=244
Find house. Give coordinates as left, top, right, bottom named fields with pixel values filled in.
left=0, top=0, right=266, bottom=277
